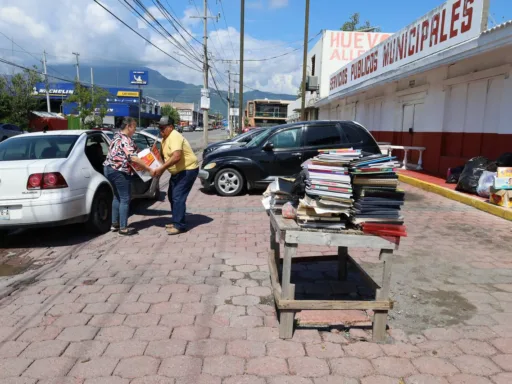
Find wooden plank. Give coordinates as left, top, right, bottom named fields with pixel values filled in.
left=268, top=250, right=282, bottom=300
left=279, top=243, right=297, bottom=339
left=373, top=310, right=388, bottom=342
left=285, top=230, right=396, bottom=250
left=278, top=299, right=393, bottom=311
left=269, top=222, right=281, bottom=270
left=373, top=249, right=394, bottom=343
left=338, top=246, right=348, bottom=281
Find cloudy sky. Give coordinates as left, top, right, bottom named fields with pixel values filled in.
left=0, top=0, right=510, bottom=96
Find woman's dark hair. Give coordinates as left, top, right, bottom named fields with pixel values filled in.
left=120, top=117, right=137, bottom=130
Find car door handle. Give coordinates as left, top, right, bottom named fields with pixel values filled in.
left=292, top=152, right=302, bottom=156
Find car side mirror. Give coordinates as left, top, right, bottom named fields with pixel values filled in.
left=263, top=142, right=274, bottom=151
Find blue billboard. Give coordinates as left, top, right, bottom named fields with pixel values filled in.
left=130, top=70, right=149, bottom=86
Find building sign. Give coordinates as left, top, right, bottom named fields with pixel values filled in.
left=329, top=0, right=488, bottom=94
left=117, top=91, right=139, bottom=97
left=32, top=84, right=74, bottom=97
left=130, top=70, right=149, bottom=85
left=328, top=31, right=390, bottom=62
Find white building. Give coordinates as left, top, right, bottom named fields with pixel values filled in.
left=317, top=0, right=512, bottom=177
left=287, top=30, right=390, bottom=123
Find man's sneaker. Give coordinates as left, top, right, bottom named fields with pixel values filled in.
left=119, top=227, right=138, bottom=236
left=111, top=223, right=120, bottom=232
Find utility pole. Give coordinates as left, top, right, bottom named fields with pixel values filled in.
left=300, top=0, right=310, bottom=121
left=72, top=52, right=81, bottom=127
left=202, top=0, right=209, bottom=146
left=42, top=51, right=51, bottom=113
left=239, top=0, right=245, bottom=133
left=91, top=67, right=94, bottom=99
left=226, top=69, right=239, bottom=137
left=72, top=52, right=80, bottom=82
left=190, top=3, right=220, bottom=146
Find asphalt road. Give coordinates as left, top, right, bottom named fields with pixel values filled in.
left=182, top=129, right=227, bottom=150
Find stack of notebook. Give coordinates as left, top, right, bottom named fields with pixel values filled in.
left=297, top=149, right=362, bottom=230
left=348, top=154, right=406, bottom=233
left=269, top=178, right=295, bottom=212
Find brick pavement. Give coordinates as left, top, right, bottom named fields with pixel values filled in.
left=0, top=180, right=511, bottom=383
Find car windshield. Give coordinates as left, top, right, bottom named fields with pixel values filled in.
left=0, top=135, right=79, bottom=161
left=245, top=129, right=272, bottom=148
left=233, top=129, right=262, bottom=143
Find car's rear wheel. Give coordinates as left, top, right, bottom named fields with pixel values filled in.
left=214, top=168, right=244, bottom=196
left=86, top=187, right=112, bottom=234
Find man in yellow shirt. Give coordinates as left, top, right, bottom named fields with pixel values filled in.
left=154, top=116, right=199, bottom=235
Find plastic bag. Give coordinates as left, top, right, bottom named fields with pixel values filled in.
left=476, top=171, right=496, bottom=197
left=446, top=165, right=464, bottom=184
left=456, top=156, right=492, bottom=194
left=497, top=152, right=512, bottom=167
left=282, top=202, right=297, bottom=219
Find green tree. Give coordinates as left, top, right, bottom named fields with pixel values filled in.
left=65, top=82, right=110, bottom=129
left=341, top=13, right=380, bottom=32
left=0, top=67, right=44, bottom=130
left=161, top=104, right=181, bottom=125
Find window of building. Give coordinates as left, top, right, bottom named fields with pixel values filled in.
left=304, top=125, right=341, bottom=147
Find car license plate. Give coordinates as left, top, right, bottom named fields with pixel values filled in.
left=0, top=207, right=9, bottom=220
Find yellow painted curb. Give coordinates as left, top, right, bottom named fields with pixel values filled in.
left=398, top=174, right=512, bottom=221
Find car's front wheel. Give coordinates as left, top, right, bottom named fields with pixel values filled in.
left=214, top=168, right=244, bottom=196
left=86, top=187, right=112, bottom=234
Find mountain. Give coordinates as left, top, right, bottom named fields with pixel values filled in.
left=45, top=64, right=296, bottom=114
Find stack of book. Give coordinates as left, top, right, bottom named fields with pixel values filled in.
left=297, top=149, right=362, bottom=230
left=266, top=178, right=295, bottom=212
left=349, top=154, right=406, bottom=233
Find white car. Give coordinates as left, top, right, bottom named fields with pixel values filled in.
left=0, top=130, right=162, bottom=234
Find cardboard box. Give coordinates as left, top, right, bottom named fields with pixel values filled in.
left=497, top=167, right=512, bottom=178
left=132, top=145, right=162, bottom=182
left=489, top=188, right=512, bottom=208
left=494, top=177, right=512, bottom=190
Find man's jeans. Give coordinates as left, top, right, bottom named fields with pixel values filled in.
left=104, top=166, right=132, bottom=229
left=168, top=168, right=199, bottom=231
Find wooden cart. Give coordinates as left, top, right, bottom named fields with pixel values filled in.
left=269, top=211, right=399, bottom=342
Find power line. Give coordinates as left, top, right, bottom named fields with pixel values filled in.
left=0, top=31, right=71, bottom=81
left=136, top=0, right=202, bottom=62
left=93, top=0, right=202, bottom=72
left=119, top=0, right=202, bottom=67
left=222, top=29, right=322, bottom=62
left=218, top=0, right=237, bottom=58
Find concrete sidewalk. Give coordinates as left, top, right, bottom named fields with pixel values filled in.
left=0, top=180, right=511, bottom=383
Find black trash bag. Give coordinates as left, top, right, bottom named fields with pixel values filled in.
left=290, top=169, right=308, bottom=200
left=456, top=156, right=492, bottom=194
left=497, top=152, right=512, bottom=167
left=446, top=165, right=464, bottom=184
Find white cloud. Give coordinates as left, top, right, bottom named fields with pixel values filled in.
left=0, top=0, right=300, bottom=95
left=269, top=0, right=289, bottom=9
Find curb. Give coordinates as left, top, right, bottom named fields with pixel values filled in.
left=398, top=173, right=512, bottom=221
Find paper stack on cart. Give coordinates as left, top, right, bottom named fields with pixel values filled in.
left=348, top=154, right=407, bottom=236
left=297, top=148, right=361, bottom=229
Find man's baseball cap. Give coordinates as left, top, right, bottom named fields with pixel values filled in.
left=157, top=116, right=175, bottom=127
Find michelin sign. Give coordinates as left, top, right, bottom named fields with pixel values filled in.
left=130, top=70, right=149, bottom=86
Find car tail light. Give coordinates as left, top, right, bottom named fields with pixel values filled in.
left=27, top=172, right=68, bottom=190
left=27, top=173, right=43, bottom=190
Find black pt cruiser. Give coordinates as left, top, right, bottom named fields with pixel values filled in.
left=199, top=120, right=382, bottom=196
